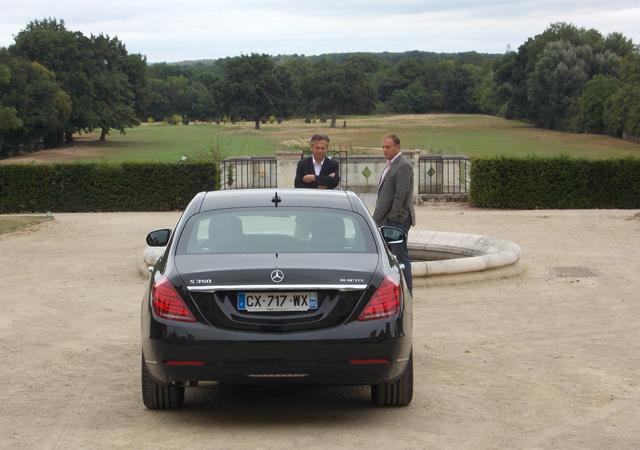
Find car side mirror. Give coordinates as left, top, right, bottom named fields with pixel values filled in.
left=380, top=226, right=406, bottom=245
left=146, top=229, right=171, bottom=247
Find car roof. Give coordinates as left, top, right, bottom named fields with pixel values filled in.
left=199, top=189, right=358, bottom=212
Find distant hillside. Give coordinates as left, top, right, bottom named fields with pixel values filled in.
left=164, top=50, right=502, bottom=67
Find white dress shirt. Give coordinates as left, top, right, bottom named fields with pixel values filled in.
left=313, top=157, right=325, bottom=176
left=378, top=152, right=402, bottom=188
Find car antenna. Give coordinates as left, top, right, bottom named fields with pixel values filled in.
left=271, top=191, right=282, bottom=208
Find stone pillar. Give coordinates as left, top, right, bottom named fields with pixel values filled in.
left=402, top=149, right=421, bottom=203
left=275, top=151, right=303, bottom=188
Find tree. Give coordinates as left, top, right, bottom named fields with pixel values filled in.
left=164, top=76, right=192, bottom=118
left=188, top=80, right=215, bottom=121
left=10, top=18, right=145, bottom=142
left=490, top=22, right=638, bottom=131
left=603, top=83, right=640, bottom=140
left=0, top=106, right=22, bottom=132
left=144, top=78, right=172, bottom=121
left=605, top=32, right=637, bottom=58
left=0, top=64, right=23, bottom=136
left=376, top=70, right=408, bottom=103
left=442, top=64, right=478, bottom=113
left=309, top=61, right=375, bottom=127
left=123, top=53, right=148, bottom=121
left=574, top=75, right=620, bottom=133
left=527, top=40, right=591, bottom=129
left=344, top=54, right=382, bottom=74
left=389, top=82, right=428, bottom=113
left=0, top=63, right=24, bottom=155
left=473, top=65, right=500, bottom=115
left=11, top=19, right=91, bottom=141
left=90, top=34, right=140, bottom=140
left=375, top=59, right=426, bottom=103
left=145, top=75, right=218, bottom=122
left=0, top=51, right=71, bottom=157
left=619, top=54, right=640, bottom=84
left=220, top=54, right=292, bottom=129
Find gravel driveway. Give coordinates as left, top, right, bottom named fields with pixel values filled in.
left=1, top=206, right=639, bottom=449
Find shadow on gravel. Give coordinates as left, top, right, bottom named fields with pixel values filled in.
left=177, top=383, right=375, bottom=423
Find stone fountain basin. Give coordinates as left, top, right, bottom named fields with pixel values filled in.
left=408, top=230, right=521, bottom=277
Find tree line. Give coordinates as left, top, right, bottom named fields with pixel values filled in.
left=144, top=51, right=496, bottom=127
left=1, top=19, right=639, bottom=159
left=490, top=22, right=640, bottom=142
left=0, top=19, right=146, bottom=157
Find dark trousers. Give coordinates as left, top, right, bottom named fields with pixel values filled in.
left=385, top=216, right=413, bottom=294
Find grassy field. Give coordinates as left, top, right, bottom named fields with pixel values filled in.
left=0, top=216, right=51, bottom=235
left=3, top=114, right=640, bottom=163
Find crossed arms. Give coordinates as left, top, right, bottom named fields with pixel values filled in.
left=294, top=158, right=340, bottom=189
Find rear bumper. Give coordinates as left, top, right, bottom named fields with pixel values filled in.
left=142, top=312, right=412, bottom=385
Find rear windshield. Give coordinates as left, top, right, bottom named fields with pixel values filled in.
left=176, top=207, right=376, bottom=254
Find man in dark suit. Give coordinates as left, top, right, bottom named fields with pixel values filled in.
left=294, top=134, right=340, bottom=189
left=373, top=134, right=416, bottom=292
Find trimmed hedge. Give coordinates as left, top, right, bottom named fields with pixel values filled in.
left=0, top=162, right=219, bottom=212
left=469, top=156, right=640, bottom=209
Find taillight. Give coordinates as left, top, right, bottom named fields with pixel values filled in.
left=348, top=358, right=389, bottom=365
left=357, top=276, right=401, bottom=321
left=151, top=276, right=197, bottom=322
left=164, top=360, right=205, bottom=366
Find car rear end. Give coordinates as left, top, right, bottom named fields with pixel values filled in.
left=143, top=274, right=411, bottom=384
left=141, top=190, right=412, bottom=407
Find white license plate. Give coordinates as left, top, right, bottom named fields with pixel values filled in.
left=237, top=292, right=318, bottom=312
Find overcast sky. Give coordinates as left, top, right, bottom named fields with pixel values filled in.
left=1, top=0, right=639, bottom=62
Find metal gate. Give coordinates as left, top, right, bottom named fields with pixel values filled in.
left=220, top=157, right=277, bottom=189
left=418, top=156, right=470, bottom=195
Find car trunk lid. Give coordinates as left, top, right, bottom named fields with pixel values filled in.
left=175, top=253, right=378, bottom=331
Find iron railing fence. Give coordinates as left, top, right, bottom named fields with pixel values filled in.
left=219, top=152, right=469, bottom=196
left=220, top=157, right=278, bottom=190
left=418, top=156, right=470, bottom=195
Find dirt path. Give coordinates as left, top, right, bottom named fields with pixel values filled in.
left=1, top=206, right=639, bottom=449
left=0, top=136, right=104, bottom=164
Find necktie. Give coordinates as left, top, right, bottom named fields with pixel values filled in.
left=378, top=161, right=391, bottom=189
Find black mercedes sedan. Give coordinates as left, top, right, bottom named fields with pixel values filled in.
left=141, top=189, right=412, bottom=409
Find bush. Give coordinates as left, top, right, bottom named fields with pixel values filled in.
left=167, top=114, right=183, bottom=125
left=0, top=162, right=219, bottom=213
left=469, top=156, right=640, bottom=209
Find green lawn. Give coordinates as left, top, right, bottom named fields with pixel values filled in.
left=8, top=114, right=640, bottom=163
left=0, top=216, right=51, bottom=235
left=70, top=124, right=278, bottom=162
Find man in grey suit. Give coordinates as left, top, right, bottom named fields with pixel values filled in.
left=373, top=134, right=416, bottom=293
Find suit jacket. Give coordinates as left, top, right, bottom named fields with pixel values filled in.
left=373, top=154, right=416, bottom=226
left=294, top=156, right=340, bottom=189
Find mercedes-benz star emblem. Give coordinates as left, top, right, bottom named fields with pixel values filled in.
left=270, top=269, right=284, bottom=283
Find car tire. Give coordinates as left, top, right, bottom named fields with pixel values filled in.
left=371, top=352, right=413, bottom=406
left=141, top=355, right=185, bottom=409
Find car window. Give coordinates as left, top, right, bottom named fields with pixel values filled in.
left=177, top=207, right=376, bottom=254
